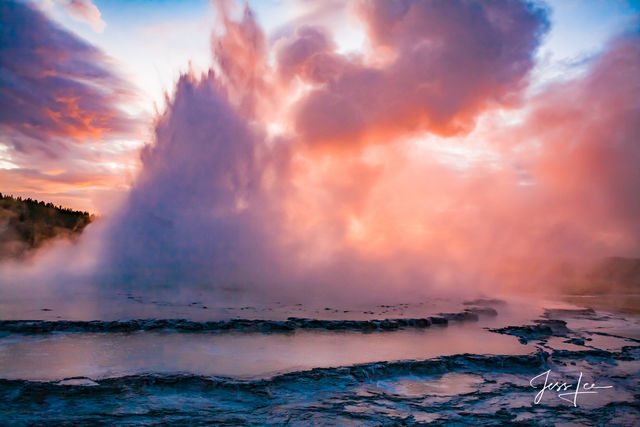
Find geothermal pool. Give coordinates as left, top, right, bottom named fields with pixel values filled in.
left=1, top=295, right=639, bottom=425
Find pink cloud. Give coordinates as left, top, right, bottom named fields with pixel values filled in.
left=281, top=0, right=549, bottom=148
left=91, top=3, right=640, bottom=297
left=60, top=0, right=106, bottom=33
left=3, top=1, right=639, bottom=301
left=0, top=1, right=142, bottom=212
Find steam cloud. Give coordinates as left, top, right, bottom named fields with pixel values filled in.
left=2, top=0, right=639, bottom=302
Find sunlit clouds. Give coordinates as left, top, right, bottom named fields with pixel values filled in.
left=0, top=0, right=144, bottom=211
left=0, top=0, right=639, bottom=299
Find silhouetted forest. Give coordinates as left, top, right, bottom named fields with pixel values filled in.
left=0, top=193, right=92, bottom=259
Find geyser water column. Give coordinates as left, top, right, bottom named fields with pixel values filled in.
left=100, top=72, right=281, bottom=292
left=8, top=0, right=636, bottom=305
left=93, top=0, right=556, bottom=298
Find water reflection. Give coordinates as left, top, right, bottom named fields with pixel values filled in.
left=0, top=325, right=531, bottom=381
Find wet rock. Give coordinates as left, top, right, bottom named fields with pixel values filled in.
left=428, top=317, right=449, bottom=326
left=0, top=316, right=447, bottom=334
left=6, top=344, right=640, bottom=425
left=489, top=319, right=570, bottom=344
left=551, top=346, right=640, bottom=362
left=0, top=306, right=490, bottom=336
left=439, top=311, right=479, bottom=322
left=463, top=298, right=507, bottom=307
left=406, top=318, right=432, bottom=328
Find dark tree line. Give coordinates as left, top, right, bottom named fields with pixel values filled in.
left=0, top=193, right=92, bottom=258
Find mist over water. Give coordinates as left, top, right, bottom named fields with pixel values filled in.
left=1, top=1, right=639, bottom=305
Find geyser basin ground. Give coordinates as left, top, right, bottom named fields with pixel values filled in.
left=1, top=295, right=639, bottom=425
left=0, top=326, right=532, bottom=381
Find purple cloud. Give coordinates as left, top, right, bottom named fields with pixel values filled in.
left=0, top=0, right=137, bottom=157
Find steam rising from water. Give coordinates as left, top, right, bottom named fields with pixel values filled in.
left=2, top=1, right=639, bottom=303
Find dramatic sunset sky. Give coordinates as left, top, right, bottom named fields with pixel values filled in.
left=1, top=0, right=637, bottom=211
left=1, top=0, right=639, bottom=297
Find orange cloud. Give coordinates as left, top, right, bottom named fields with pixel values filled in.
left=4, top=1, right=638, bottom=301
left=278, top=0, right=548, bottom=149
left=0, top=1, right=143, bottom=213
left=60, top=0, right=106, bottom=33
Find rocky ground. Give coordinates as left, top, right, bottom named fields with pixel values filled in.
left=0, top=298, right=638, bottom=425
